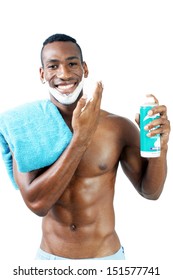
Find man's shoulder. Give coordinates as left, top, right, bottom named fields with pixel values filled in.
left=98, top=109, right=139, bottom=150
left=100, top=109, right=133, bottom=125
left=100, top=109, right=139, bottom=137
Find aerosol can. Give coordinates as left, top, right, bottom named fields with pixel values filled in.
left=140, top=97, right=160, bottom=158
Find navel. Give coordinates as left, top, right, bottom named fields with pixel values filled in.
left=70, top=224, right=77, bottom=231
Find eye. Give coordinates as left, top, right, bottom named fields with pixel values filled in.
left=69, top=62, right=78, bottom=67
left=48, top=65, right=58, bottom=69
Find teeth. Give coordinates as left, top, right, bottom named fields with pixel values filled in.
left=58, top=84, right=74, bottom=90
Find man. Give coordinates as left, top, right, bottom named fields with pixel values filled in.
left=13, top=34, right=170, bottom=260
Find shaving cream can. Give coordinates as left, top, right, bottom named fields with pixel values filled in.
left=140, top=101, right=161, bottom=158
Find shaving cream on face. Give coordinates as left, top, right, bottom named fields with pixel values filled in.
left=45, top=78, right=84, bottom=105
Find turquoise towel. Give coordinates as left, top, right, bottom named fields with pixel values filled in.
left=0, top=100, right=72, bottom=189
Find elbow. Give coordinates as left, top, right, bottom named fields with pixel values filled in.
left=32, top=209, right=49, bottom=217
left=30, top=204, right=49, bottom=217
left=29, top=203, right=49, bottom=217
left=147, top=192, right=162, bottom=200
left=25, top=199, right=49, bottom=217
left=21, top=189, right=50, bottom=217
left=141, top=190, right=162, bottom=200
left=138, top=180, right=164, bottom=200
left=144, top=194, right=160, bottom=201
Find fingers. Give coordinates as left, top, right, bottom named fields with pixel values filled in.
left=73, top=95, right=87, bottom=118
left=73, top=81, right=103, bottom=118
left=92, top=81, right=103, bottom=100
left=81, top=81, right=103, bottom=111
left=90, top=81, right=103, bottom=103
left=148, top=105, right=167, bottom=119
left=91, top=81, right=103, bottom=109
left=145, top=118, right=169, bottom=137
left=146, top=94, right=159, bottom=105
left=144, top=104, right=170, bottom=139
left=139, top=94, right=170, bottom=141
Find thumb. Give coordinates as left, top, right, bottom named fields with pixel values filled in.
left=135, top=113, right=140, bottom=127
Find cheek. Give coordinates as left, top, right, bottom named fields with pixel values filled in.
left=71, top=67, right=84, bottom=76
left=44, top=71, right=56, bottom=82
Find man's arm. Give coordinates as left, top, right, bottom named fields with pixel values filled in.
left=120, top=100, right=170, bottom=199
left=13, top=82, right=103, bottom=216
left=138, top=102, right=170, bottom=199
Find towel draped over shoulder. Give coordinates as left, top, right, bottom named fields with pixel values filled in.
left=0, top=100, right=72, bottom=189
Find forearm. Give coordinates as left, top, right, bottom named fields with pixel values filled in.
left=141, top=149, right=168, bottom=199
left=16, top=136, right=87, bottom=216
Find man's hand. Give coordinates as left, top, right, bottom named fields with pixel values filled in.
left=72, top=81, right=103, bottom=147
left=135, top=94, right=171, bottom=151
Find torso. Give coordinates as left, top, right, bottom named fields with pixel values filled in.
left=41, top=110, right=128, bottom=258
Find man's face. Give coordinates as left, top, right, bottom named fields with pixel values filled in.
left=40, top=41, right=88, bottom=98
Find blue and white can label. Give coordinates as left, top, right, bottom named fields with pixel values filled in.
left=140, top=105, right=160, bottom=157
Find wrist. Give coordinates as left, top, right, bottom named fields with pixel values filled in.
left=71, top=133, right=89, bottom=151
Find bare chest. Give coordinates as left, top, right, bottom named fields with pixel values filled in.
left=75, top=129, right=122, bottom=178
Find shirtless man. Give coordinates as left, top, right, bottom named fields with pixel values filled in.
left=13, top=34, right=170, bottom=260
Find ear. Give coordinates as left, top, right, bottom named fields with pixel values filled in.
left=39, top=67, right=45, bottom=83
left=82, top=62, right=89, bottom=78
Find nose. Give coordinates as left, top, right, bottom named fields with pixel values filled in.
left=56, top=65, right=71, bottom=80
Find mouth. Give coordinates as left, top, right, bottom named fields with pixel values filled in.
left=47, top=78, right=84, bottom=105
left=55, top=82, right=77, bottom=94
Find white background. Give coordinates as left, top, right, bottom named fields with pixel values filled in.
left=0, top=0, right=172, bottom=271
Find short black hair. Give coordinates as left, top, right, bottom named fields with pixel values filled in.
left=40, top=33, right=83, bottom=67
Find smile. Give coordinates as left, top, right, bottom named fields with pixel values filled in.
left=55, top=83, right=76, bottom=94
left=46, top=77, right=84, bottom=105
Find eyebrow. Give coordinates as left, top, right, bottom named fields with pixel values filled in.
left=47, top=56, right=80, bottom=63
left=66, top=56, right=80, bottom=61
